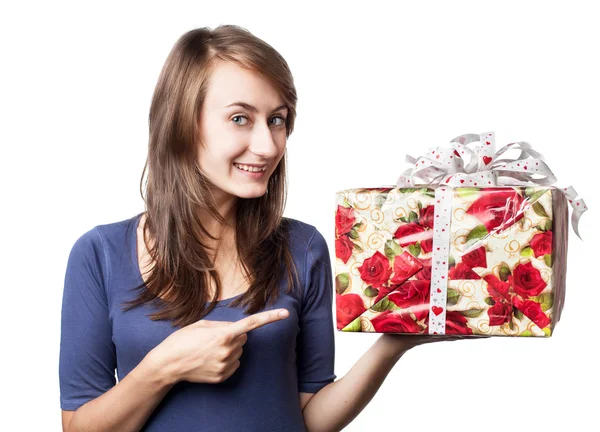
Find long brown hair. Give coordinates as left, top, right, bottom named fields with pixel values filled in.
left=121, top=25, right=302, bottom=328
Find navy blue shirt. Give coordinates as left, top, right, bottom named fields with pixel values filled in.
left=59, top=213, right=336, bottom=431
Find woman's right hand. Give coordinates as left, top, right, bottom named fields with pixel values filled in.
left=147, top=308, right=290, bottom=385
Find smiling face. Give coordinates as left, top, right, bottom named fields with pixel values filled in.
left=196, top=60, right=288, bottom=208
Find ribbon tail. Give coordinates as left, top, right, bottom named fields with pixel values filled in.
left=570, top=198, right=587, bottom=241
left=558, top=185, right=588, bottom=241
left=572, top=211, right=583, bottom=241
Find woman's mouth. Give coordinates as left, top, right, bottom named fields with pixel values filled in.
left=233, top=163, right=266, bottom=178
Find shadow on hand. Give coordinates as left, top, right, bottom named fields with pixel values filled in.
left=388, top=333, right=492, bottom=350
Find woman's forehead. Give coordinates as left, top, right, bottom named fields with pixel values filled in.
left=204, top=62, right=284, bottom=112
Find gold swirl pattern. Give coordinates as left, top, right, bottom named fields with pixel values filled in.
left=466, top=300, right=481, bottom=310
left=353, top=191, right=373, bottom=210
left=369, top=208, right=384, bottom=224
left=355, top=217, right=368, bottom=233
left=516, top=216, right=533, bottom=232
left=360, top=316, right=374, bottom=332
left=525, top=321, right=544, bottom=336
left=453, top=232, right=469, bottom=249
left=502, top=321, right=520, bottom=336
left=459, top=281, right=476, bottom=297
left=491, top=229, right=509, bottom=240
left=350, top=262, right=363, bottom=277
left=453, top=207, right=467, bottom=222
left=476, top=320, right=491, bottom=334
left=407, top=198, right=419, bottom=211
left=540, top=269, right=551, bottom=283
left=367, top=231, right=385, bottom=251
left=503, top=240, right=521, bottom=254
left=393, top=206, right=408, bottom=220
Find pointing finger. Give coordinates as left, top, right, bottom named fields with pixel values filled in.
left=229, top=309, right=289, bottom=338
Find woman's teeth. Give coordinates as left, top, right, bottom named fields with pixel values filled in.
left=233, top=163, right=266, bottom=172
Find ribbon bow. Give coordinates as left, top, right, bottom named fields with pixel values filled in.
left=396, top=131, right=587, bottom=240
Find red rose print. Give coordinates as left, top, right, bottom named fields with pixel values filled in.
left=488, top=301, right=513, bottom=326
left=418, top=205, right=435, bottom=229
left=335, top=205, right=356, bottom=237
left=512, top=296, right=551, bottom=329
left=394, top=223, right=427, bottom=247
left=465, top=188, right=526, bottom=233
left=358, top=251, right=393, bottom=289
left=371, top=310, right=423, bottom=334
left=335, top=235, right=354, bottom=264
left=372, top=285, right=397, bottom=306
left=388, top=280, right=431, bottom=321
left=461, top=246, right=487, bottom=268
left=530, top=231, right=553, bottom=258
left=336, top=293, right=367, bottom=330
left=390, top=251, right=423, bottom=285
left=420, top=236, right=433, bottom=254
left=483, top=274, right=511, bottom=302
left=414, top=257, right=432, bottom=280
left=509, top=262, right=546, bottom=298
left=448, top=262, right=481, bottom=280
left=444, top=311, right=473, bottom=335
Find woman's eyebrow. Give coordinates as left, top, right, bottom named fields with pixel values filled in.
left=224, top=101, right=288, bottom=113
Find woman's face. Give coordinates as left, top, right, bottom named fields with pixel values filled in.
left=197, top=61, right=288, bottom=205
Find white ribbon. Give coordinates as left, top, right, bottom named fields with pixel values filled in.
left=396, top=131, right=588, bottom=240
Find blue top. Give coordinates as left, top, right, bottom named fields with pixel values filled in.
left=59, top=213, right=336, bottom=431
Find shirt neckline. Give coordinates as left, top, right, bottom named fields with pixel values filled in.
left=130, top=212, right=245, bottom=307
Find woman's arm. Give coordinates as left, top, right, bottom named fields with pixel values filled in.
left=65, top=351, right=175, bottom=432
left=301, top=335, right=411, bottom=432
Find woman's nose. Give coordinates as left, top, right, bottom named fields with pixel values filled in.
left=249, top=123, right=281, bottom=158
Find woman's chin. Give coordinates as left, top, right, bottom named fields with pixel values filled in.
left=234, top=186, right=268, bottom=199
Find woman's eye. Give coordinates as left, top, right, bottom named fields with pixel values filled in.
left=270, top=116, right=286, bottom=127
left=232, top=115, right=248, bottom=126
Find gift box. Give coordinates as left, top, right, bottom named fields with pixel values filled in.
left=334, top=132, right=587, bottom=337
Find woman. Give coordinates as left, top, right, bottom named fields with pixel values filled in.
left=59, top=24, right=468, bottom=432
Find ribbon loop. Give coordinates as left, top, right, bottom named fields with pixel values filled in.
left=396, top=131, right=587, bottom=239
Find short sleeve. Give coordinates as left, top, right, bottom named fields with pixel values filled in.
left=296, top=227, right=337, bottom=393
left=59, top=227, right=116, bottom=410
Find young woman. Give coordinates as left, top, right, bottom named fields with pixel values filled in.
left=59, top=24, right=469, bottom=432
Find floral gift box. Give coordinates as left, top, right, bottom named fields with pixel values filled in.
left=334, top=132, right=587, bottom=337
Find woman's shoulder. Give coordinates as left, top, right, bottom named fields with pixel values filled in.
left=93, top=213, right=141, bottom=240
left=69, top=213, right=140, bottom=265
left=282, top=216, right=316, bottom=238
left=281, top=216, right=327, bottom=254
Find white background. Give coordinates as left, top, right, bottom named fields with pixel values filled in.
left=2, top=1, right=598, bottom=431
